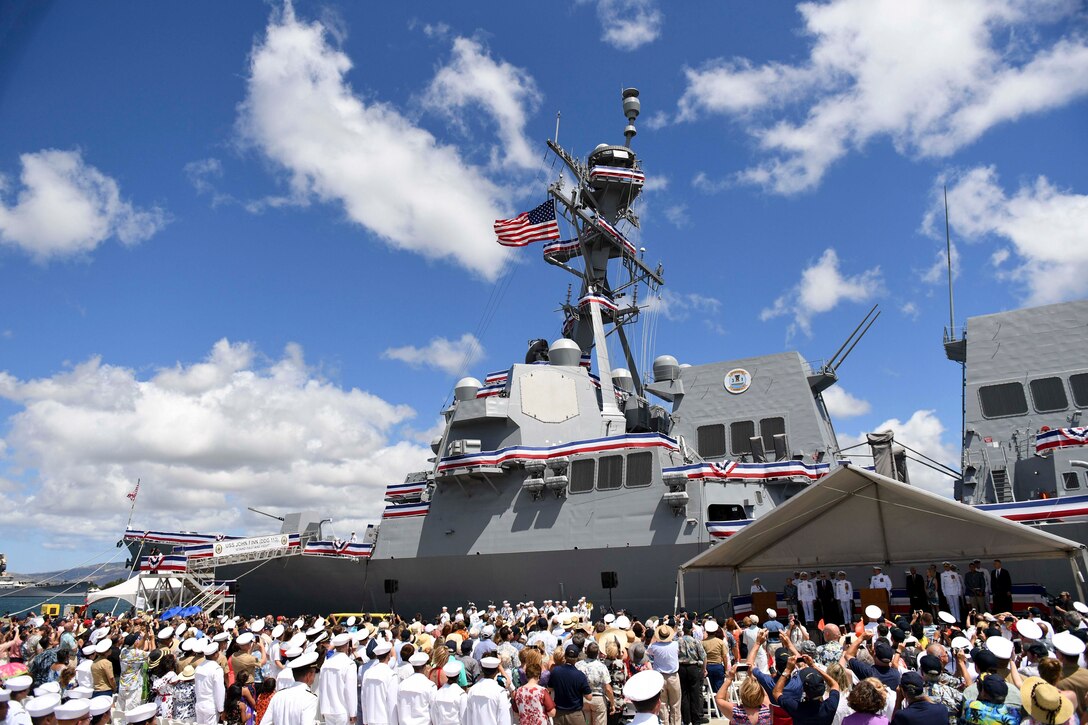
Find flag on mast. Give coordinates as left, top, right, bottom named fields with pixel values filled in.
left=494, top=199, right=561, bottom=247
left=126, top=479, right=140, bottom=502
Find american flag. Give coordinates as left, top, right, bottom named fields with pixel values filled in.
left=494, top=199, right=561, bottom=247
left=126, top=479, right=140, bottom=502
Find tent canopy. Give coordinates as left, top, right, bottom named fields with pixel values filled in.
left=681, top=465, right=1086, bottom=574
left=85, top=576, right=181, bottom=606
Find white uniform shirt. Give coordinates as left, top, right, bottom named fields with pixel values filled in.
left=798, top=580, right=816, bottom=601
left=317, top=651, right=359, bottom=721
left=432, top=683, right=468, bottom=725
left=631, top=713, right=660, bottom=725
left=258, top=681, right=318, bottom=725
left=398, top=672, right=438, bottom=725
left=869, top=574, right=892, bottom=592
left=751, top=583, right=767, bottom=593
left=7, top=699, right=31, bottom=725
left=464, top=677, right=512, bottom=725
left=941, top=570, right=963, bottom=596
left=276, top=666, right=300, bottom=691
left=834, top=579, right=853, bottom=601
left=194, top=660, right=226, bottom=722
left=360, top=660, right=399, bottom=725
left=75, top=659, right=94, bottom=689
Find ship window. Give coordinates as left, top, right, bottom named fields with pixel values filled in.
left=1070, top=373, right=1088, bottom=407
left=597, top=455, right=623, bottom=490
left=1030, top=377, right=1068, bottom=413
left=760, top=417, right=786, bottom=451
left=1063, top=472, right=1081, bottom=490
left=569, top=459, right=594, bottom=494
left=697, top=424, right=727, bottom=458
left=979, top=382, right=1028, bottom=418
left=731, top=421, right=755, bottom=454
left=626, top=452, right=653, bottom=487
left=707, top=504, right=746, bottom=521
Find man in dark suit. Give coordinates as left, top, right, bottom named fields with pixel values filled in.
left=816, top=571, right=837, bottom=624
left=905, top=566, right=927, bottom=613
left=991, top=559, right=1013, bottom=613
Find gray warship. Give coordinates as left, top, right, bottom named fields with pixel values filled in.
left=122, top=90, right=1088, bottom=616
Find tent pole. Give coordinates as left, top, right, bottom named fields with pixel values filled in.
left=1074, top=550, right=1088, bottom=602
left=678, top=569, right=687, bottom=612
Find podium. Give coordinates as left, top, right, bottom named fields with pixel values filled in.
left=860, top=588, right=891, bottom=617
left=752, top=591, right=778, bottom=619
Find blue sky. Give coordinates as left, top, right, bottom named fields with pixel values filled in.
left=1, top=0, right=1086, bottom=572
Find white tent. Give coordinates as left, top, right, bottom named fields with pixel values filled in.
left=678, top=465, right=1088, bottom=605
left=86, top=575, right=182, bottom=607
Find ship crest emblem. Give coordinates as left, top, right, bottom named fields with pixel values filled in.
left=724, top=369, right=752, bottom=394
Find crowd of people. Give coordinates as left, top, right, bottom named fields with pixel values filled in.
left=0, top=590, right=1086, bottom=725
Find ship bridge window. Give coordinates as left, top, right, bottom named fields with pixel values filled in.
left=731, top=421, right=755, bottom=455
left=707, top=504, right=746, bottom=521
left=1070, top=373, right=1088, bottom=407
left=697, top=424, right=727, bottom=458
left=569, top=459, right=594, bottom=494
left=1030, top=377, right=1068, bottom=413
left=760, top=417, right=786, bottom=451
left=1063, top=472, right=1081, bottom=491
left=979, top=382, right=1028, bottom=418
left=626, top=451, right=653, bottom=487
left=597, top=455, right=623, bottom=490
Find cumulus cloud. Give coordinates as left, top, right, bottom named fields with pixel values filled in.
left=382, top=333, right=485, bottom=376
left=236, top=5, right=512, bottom=279
left=646, top=289, right=722, bottom=322
left=593, top=0, right=663, bottom=51
left=922, top=166, right=1088, bottom=305
left=840, top=409, right=958, bottom=495
left=424, top=37, right=540, bottom=170
left=0, top=149, right=168, bottom=261
left=668, top=0, right=1088, bottom=193
left=761, top=248, right=882, bottom=337
left=823, top=386, right=871, bottom=418
left=0, top=339, right=430, bottom=544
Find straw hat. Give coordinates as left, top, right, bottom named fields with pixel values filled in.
left=1020, top=677, right=1074, bottom=725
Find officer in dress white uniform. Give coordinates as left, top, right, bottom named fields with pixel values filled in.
left=360, top=639, right=399, bottom=725
left=259, top=651, right=320, bottom=725
left=940, top=562, right=964, bottom=623
left=398, top=652, right=438, bottom=725
left=4, top=675, right=34, bottom=725
left=797, top=572, right=817, bottom=624
left=623, top=668, right=666, bottom=725
left=432, top=661, right=469, bottom=725
left=194, top=639, right=226, bottom=725
left=319, top=633, right=359, bottom=725
left=75, top=645, right=96, bottom=689
left=869, top=566, right=893, bottom=593
left=464, top=656, right=511, bottom=725
left=834, top=571, right=854, bottom=625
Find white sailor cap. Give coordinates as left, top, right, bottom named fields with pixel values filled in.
left=88, top=696, right=113, bottom=717
left=1016, top=619, right=1043, bottom=641
left=330, top=633, right=352, bottom=648
left=1074, top=601, right=1088, bottom=614
left=0, top=691, right=8, bottom=703
left=35, top=682, right=61, bottom=696
left=377, top=620, right=389, bottom=630
left=82, top=644, right=97, bottom=656
left=314, top=617, right=326, bottom=628
left=249, top=619, right=265, bottom=633
left=704, top=620, right=719, bottom=633
left=766, top=608, right=778, bottom=619
left=442, top=661, right=462, bottom=678
left=287, top=633, right=308, bottom=649
left=179, top=638, right=195, bottom=652
left=124, top=702, right=159, bottom=724
left=95, top=638, right=114, bottom=654
left=424, top=624, right=435, bottom=633
left=68, top=686, right=93, bottom=700
left=157, top=626, right=174, bottom=640
left=985, top=636, right=1014, bottom=660
left=615, top=615, right=631, bottom=630
left=236, top=632, right=255, bottom=646
left=951, top=636, right=972, bottom=650
left=623, top=670, right=665, bottom=702
left=218, top=615, right=229, bottom=623
left=292, top=617, right=304, bottom=630
left=409, top=652, right=429, bottom=666
left=176, top=623, right=188, bottom=636
left=372, top=640, right=392, bottom=655
left=213, top=632, right=231, bottom=643
left=480, top=656, right=500, bottom=669
left=287, top=651, right=320, bottom=670
left=225, top=618, right=238, bottom=629
left=938, top=611, right=956, bottom=624
left=271, top=624, right=285, bottom=639
left=305, top=624, right=324, bottom=636
left=25, top=694, right=62, bottom=717
left=1054, top=631, right=1087, bottom=657
left=203, top=639, right=221, bottom=655
left=603, top=613, right=615, bottom=624
left=283, top=646, right=304, bottom=659
left=54, top=699, right=91, bottom=721
left=312, top=631, right=328, bottom=644
left=346, top=616, right=358, bottom=627
left=864, top=605, right=883, bottom=620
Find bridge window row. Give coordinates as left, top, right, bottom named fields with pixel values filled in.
left=696, top=417, right=785, bottom=458
left=568, top=451, right=654, bottom=493
left=979, top=373, right=1088, bottom=418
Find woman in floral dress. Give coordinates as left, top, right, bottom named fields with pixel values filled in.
left=149, top=652, right=178, bottom=718
left=118, top=631, right=154, bottom=710
left=172, top=666, right=197, bottom=721
left=513, top=661, right=555, bottom=725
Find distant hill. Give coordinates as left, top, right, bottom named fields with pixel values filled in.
left=10, top=563, right=134, bottom=587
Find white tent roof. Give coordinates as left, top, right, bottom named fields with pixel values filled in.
left=86, top=575, right=181, bottom=606
left=681, top=465, right=1085, bottom=574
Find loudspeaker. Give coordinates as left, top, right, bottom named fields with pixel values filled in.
left=384, top=579, right=399, bottom=594
left=601, top=571, right=618, bottom=589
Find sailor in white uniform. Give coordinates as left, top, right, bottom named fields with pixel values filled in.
left=24, top=694, right=61, bottom=725
left=4, top=675, right=34, bottom=725
left=194, top=639, right=226, bottom=725
left=360, top=639, right=399, bottom=725
left=464, top=656, right=511, bottom=725
left=750, top=578, right=768, bottom=593
left=940, top=562, right=964, bottom=623
left=623, top=668, right=666, bottom=725
left=398, top=652, right=438, bottom=725
left=797, top=572, right=817, bottom=624
left=834, top=571, right=854, bottom=625
left=869, top=566, right=893, bottom=593
left=259, top=651, right=320, bottom=725
left=432, top=661, right=469, bottom=725
left=319, top=633, right=359, bottom=725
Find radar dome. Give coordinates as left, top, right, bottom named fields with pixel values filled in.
left=430, top=436, right=443, bottom=454
left=653, top=355, right=679, bottom=382
left=549, top=338, right=582, bottom=367
left=454, top=377, right=482, bottom=401
left=612, top=368, right=635, bottom=392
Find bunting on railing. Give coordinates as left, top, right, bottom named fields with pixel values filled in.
left=579, top=293, right=619, bottom=312
left=384, top=481, right=426, bottom=503
left=1035, top=427, right=1088, bottom=454
left=303, top=540, right=373, bottom=558
left=437, top=432, right=678, bottom=475
left=664, top=459, right=838, bottom=482
left=382, top=501, right=431, bottom=519
left=139, top=554, right=188, bottom=573
left=543, top=239, right=582, bottom=261
left=477, top=370, right=509, bottom=398
left=596, top=216, right=638, bottom=256
left=123, top=529, right=234, bottom=546
left=589, top=165, right=645, bottom=185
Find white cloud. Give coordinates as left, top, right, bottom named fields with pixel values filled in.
left=594, top=0, right=663, bottom=51
left=669, top=0, right=1088, bottom=194
left=822, top=385, right=871, bottom=418
left=923, top=166, right=1088, bottom=305
left=646, top=289, right=722, bottom=322
left=663, top=204, right=689, bottom=228
left=0, top=149, right=167, bottom=261
left=382, top=333, right=485, bottom=376
left=236, top=5, right=512, bottom=279
left=0, top=339, right=430, bottom=544
left=424, top=37, right=541, bottom=171
left=900, top=302, right=920, bottom=321
left=921, top=242, right=960, bottom=284
left=761, top=248, right=882, bottom=337
left=840, top=409, right=958, bottom=495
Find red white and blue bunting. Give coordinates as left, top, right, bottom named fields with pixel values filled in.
left=303, top=540, right=373, bottom=558
left=384, top=481, right=426, bottom=503
left=579, top=293, right=619, bottom=312
left=663, top=459, right=838, bottom=482
left=1035, top=427, right=1088, bottom=454
left=437, top=432, right=678, bottom=475
left=382, top=501, right=431, bottom=519
left=589, top=165, right=646, bottom=185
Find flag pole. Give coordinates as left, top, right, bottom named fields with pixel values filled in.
left=123, top=478, right=140, bottom=532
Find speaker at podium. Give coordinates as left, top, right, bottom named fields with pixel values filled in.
left=860, top=588, right=890, bottom=618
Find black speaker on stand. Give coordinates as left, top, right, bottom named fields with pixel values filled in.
left=601, top=571, right=618, bottom=612
left=384, top=578, right=399, bottom=613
